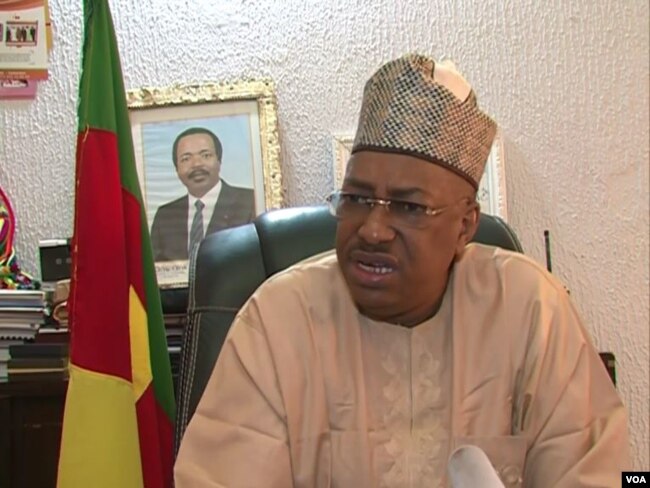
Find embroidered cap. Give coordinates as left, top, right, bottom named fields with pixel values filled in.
left=351, top=54, right=497, bottom=189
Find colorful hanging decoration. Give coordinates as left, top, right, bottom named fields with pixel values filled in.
left=0, top=185, right=40, bottom=289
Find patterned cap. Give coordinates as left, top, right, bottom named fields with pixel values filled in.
left=352, top=54, right=497, bottom=189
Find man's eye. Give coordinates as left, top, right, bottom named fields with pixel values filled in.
left=341, top=194, right=367, bottom=205
left=393, top=201, right=427, bottom=214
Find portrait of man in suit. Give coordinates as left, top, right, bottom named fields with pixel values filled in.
left=150, top=127, right=255, bottom=261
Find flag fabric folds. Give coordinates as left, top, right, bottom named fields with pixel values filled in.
left=57, top=1, right=175, bottom=487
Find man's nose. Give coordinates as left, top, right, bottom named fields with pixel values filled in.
left=189, top=155, right=204, bottom=166
left=357, top=205, right=395, bottom=244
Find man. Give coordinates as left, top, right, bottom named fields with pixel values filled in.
left=175, top=55, right=630, bottom=486
left=150, top=127, right=255, bottom=261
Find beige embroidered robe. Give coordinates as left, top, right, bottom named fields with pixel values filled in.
left=175, top=245, right=630, bottom=487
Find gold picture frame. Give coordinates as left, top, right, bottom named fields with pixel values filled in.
left=127, top=80, right=283, bottom=287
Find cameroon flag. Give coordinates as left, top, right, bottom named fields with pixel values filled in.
left=57, top=1, right=175, bottom=487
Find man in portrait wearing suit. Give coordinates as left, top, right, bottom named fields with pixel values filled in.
left=151, top=127, right=255, bottom=261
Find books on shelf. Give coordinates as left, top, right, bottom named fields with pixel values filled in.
left=163, top=313, right=187, bottom=328
left=0, top=347, right=9, bottom=379
left=0, top=308, right=47, bottom=322
left=34, top=327, right=69, bottom=343
left=0, top=290, right=47, bottom=345
left=9, top=343, right=69, bottom=358
left=0, top=289, right=46, bottom=308
left=8, top=357, right=68, bottom=369
left=0, top=323, right=40, bottom=341
left=0, top=296, right=188, bottom=383
left=7, top=370, right=69, bottom=381
left=5, top=338, right=70, bottom=381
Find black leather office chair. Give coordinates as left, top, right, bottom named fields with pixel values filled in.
left=174, top=206, right=523, bottom=451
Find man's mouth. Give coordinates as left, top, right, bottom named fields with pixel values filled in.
left=189, top=169, right=209, bottom=180
left=357, top=261, right=395, bottom=275
left=348, top=250, right=399, bottom=282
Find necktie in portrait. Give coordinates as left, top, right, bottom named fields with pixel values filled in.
left=189, top=199, right=205, bottom=254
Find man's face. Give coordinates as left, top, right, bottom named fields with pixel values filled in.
left=335, top=151, right=478, bottom=326
left=175, top=133, right=221, bottom=198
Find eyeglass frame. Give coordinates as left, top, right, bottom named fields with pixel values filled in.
left=325, top=190, right=472, bottom=228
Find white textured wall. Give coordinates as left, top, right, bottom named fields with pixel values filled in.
left=1, top=0, right=648, bottom=469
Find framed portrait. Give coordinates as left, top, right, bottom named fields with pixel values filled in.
left=331, top=130, right=508, bottom=220
left=127, top=80, right=283, bottom=287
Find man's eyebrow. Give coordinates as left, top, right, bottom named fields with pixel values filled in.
left=343, top=178, right=432, bottom=200
left=387, top=186, right=431, bottom=200
left=179, top=149, right=213, bottom=157
left=342, top=177, right=374, bottom=191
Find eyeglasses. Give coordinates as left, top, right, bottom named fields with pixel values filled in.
left=326, top=191, right=471, bottom=229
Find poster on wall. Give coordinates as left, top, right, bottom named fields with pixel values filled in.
left=0, top=0, right=49, bottom=80
left=332, top=130, right=508, bottom=220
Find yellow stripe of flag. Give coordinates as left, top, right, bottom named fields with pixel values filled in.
left=129, top=286, right=152, bottom=400
left=57, top=365, right=144, bottom=488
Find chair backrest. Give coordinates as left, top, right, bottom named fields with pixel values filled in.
left=174, top=206, right=523, bottom=450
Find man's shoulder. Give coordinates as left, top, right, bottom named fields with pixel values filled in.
left=237, top=250, right=343, bottom=332
left=459, top=243, right=566, bottom=296
left=455, top=244, right=576, bottom=359
left=217, top=181, right=254, bottom=217
left=221, top=180, right=254, bottom=197
left=244, top=250, right=341, bottom=309
left=262, top=250, right=340, bottom=293
left=151, top=195, right=187, bottom=229
left=155, top=195, right=187, bottom=214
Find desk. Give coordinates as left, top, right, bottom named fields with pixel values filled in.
left=0, top=378, right=67, bottom=488
left=0, top=364, right=180, bottom=488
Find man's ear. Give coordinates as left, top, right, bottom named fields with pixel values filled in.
left=454, top=201, right=480, bottom=261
